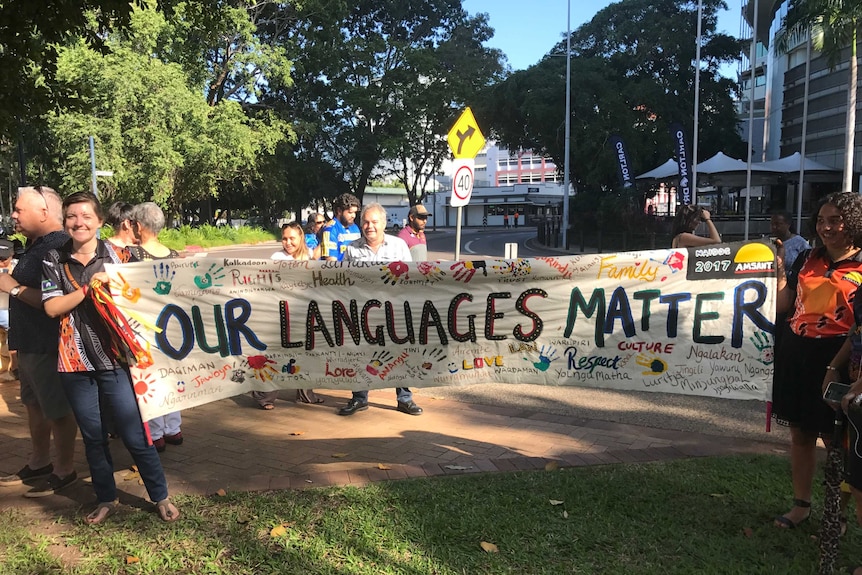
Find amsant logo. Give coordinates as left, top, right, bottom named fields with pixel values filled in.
left=733, top=243, right=775, bottom=274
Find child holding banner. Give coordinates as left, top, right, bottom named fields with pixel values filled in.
left=41, top=192, right=179, bottom=524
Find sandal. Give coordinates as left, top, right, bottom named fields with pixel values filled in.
left=259, top=404, right=274, bottom=410
left=156, top=498, right=180, bottom=522
left=86, top=499, right=119, bottom=525
left=774, top=498, right=811, bottom=529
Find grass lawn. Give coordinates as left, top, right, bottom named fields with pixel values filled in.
left=0, top=454, right=856, bottom=574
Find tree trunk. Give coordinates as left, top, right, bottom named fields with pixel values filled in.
left=844, top=25, right=857, bottom=193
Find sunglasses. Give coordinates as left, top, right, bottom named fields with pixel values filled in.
left=315, top=220, right=325, bottom=224
left=415, top=215, right=429, bottom=220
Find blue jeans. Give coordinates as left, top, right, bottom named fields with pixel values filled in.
left=60, top=369, right=168, bottom=504
left=352, top=387, right=412, bottom=403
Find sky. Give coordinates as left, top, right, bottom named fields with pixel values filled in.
left=461, top=0, right=744, bottom=74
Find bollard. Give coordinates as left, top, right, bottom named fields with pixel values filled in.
left=504, top=243, right=518, bottom=259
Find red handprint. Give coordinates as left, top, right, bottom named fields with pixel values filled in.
left=247, top=355, right=278, bottom=381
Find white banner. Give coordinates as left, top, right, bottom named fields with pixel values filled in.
left=103, top=241, right=777, bottom=420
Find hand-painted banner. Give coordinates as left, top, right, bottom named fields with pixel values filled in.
left=104, top=241, right=777, bottom=420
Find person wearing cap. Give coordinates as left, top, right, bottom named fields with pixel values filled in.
left=0, top=238, right=16, bottom=381
left=398, top=205, right=430, bottom=261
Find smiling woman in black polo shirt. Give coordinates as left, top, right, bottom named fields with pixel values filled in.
left=40, top=191, right=179, bottom=525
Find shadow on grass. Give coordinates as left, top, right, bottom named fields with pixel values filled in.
left=2, top=455, right=855, bottom=574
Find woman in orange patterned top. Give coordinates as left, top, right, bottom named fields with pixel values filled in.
left=41, top=192, right=179, bottom=525
left=772, top=192, right=862, bottom=529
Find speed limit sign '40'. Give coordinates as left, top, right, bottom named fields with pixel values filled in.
left=450, top=159, right=474, bottom=207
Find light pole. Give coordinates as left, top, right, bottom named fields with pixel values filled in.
left=692, top=0, right=703, bottom=201
left=561, top=0, right=571, bottom=249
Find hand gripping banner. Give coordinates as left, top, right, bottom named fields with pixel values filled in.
left=102, top=241, right=777, bottom=421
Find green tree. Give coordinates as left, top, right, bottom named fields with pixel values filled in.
left=270, top=0, right=504, bottom=204
left=775, top=0, right=862, bottom=193
left=481, top=0, right=743, bottom=203
left=43, top=7, right=290, bottom=220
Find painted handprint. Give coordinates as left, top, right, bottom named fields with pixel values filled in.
left=381, top=261, right=409, bottom=285
left=449, top=260, right=487, bottom=283
left=152, top=262, right=176, bottom=295
left=635, top=352, right=668, bottom=376
left=115, top=272, right=141, bottom=302
left=194, top=263, right=226, bottom=289
left=408, top=348, right=447, bottom=380
left=366, top=350, right=394, bottom=375
left=749, top=331, right=774, bottom=365
left=416, top=261, right=446, bottom=282
left=492, top=259, right=532, bottom=277
left=247, top=355, right=278, bottom=381
left=531, top=345, right=559, bottom=371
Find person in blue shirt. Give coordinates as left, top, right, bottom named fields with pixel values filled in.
left=320, top=193, right=361, bottom=261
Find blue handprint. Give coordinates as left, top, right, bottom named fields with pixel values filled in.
left=194, top=263, right=225, bottom=289
left=152, top=262, right=176, bottom=295
left=531, top=345, right=559, bottom=372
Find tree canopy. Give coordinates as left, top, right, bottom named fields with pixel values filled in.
left=481, top=0, right=744, bottom=195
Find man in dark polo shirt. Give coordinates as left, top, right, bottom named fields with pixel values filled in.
left=0, top=186, right=78, bottom=497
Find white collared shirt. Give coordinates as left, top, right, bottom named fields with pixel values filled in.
left=344, top=234, right=412, bottom=262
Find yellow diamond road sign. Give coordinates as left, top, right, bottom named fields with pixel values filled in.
left=447, top=107, right=485, bottom=159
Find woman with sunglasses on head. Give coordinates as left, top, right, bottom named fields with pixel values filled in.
left=256, top=222, right=322, bottom=407
left=772, top=192, right=862, bottom=531
left=304, top=214, right=325, bottom=260
left=41, top=191, right=179, bottom=525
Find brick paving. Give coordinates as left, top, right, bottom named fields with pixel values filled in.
left=0, top=381, right=786, bottom=517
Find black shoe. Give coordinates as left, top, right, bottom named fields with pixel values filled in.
left=0, top=463, right=54, bottom=486
left=338, top=399, right=369, bottom=416
left=23, top=471, right=78, bottom=498
left=397, top=401, right=423, bottom=415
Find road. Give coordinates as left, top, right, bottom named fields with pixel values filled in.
left=199, top=227, right=787, bottom=446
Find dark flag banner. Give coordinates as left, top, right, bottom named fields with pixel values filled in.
left=669, top=123, right=693, bottom=205
left=609, top=134, right=634, bottom=188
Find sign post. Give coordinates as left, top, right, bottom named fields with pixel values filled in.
left=446, top=107, right=485, bottom=260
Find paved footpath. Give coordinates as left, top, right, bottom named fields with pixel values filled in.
left=0, top=381, right=787, bottom=518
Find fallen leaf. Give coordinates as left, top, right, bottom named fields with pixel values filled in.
left=122, top=469, right=140, bottom=481
left=377, top=463, right=392, bottom=470
left=444, top=465, right=473, bottom=470
left=236, top=514, right=251, bottom=524
left=137, top=479, right=144, bottom=486
left=215, top=488, right=227, bottom=497
left=270, top=524, right=288, bottom=538
left=743, top=527, right=753, bottom=537
left=125, top=556, right=140, bottom=564
left=562, top=510, right=569, bottom=519
left=549, top=500, right=564, bottom=506
left=331, top=453, right=348, bottom=458
left=129, top=465, right=138, bottom=472
left=544, top=461, right=559, bottom=471
left=480, top=541, right=499, bottom=553
left=289, top=431, right=306, bottom=436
